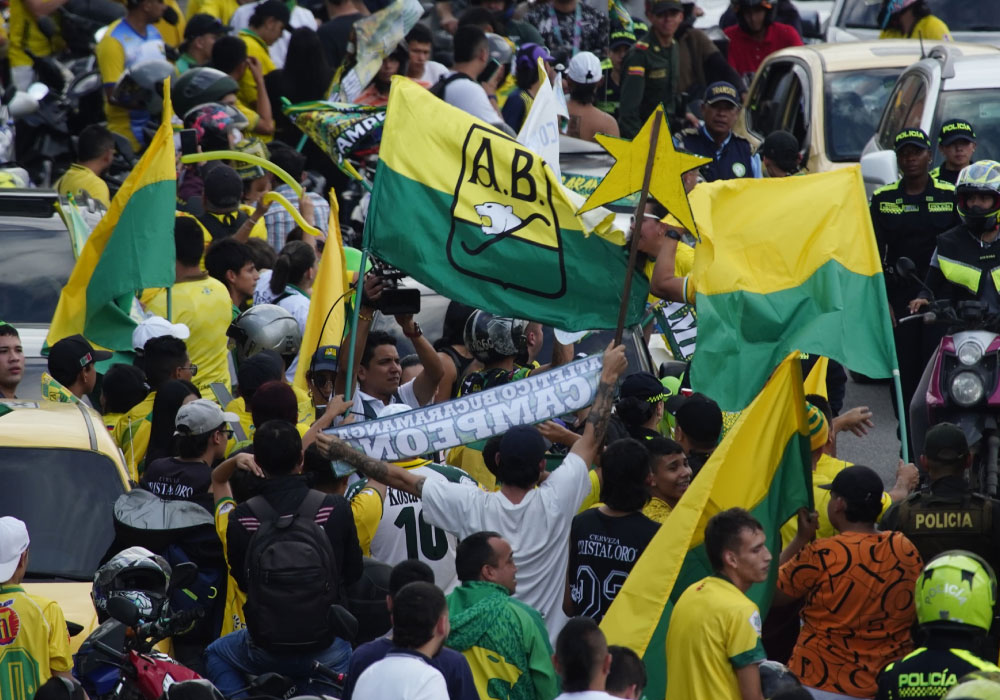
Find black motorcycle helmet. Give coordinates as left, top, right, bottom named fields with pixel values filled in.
left=463, top=310, right=529, bottom=364
left=733, top=0, right=776, bottom=33
left=172, top=67, right=239, bottom=119
left=112, top=60, right=177, bottom=115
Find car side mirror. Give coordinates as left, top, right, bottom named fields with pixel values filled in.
left=860, top=149, right=898, bottom=195
left=896, top=256, right=918, bottom=281
left=106, top=597, right=141, bottom=627
left=799, top=10, right=823, bottom=40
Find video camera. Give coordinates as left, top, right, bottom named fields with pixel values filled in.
left=364, top=258, right=421, bottom=316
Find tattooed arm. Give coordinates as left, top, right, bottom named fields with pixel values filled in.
left=315, top=433, right=428, bottom=497
left=570, top=342, right=628, bottom=467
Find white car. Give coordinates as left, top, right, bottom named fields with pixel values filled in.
left=825, top=0, right=1000, bottom=44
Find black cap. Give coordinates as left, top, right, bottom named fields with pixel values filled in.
left=499, top=425, right=546, bottom=467
left=184, top=13, right=231, bottom=41
left=761, top=130, right=799, bottom=166
left=818, top=465, right=884, bottom=506
left=648, top=0, right=682, bottom=13
left=939, top=119, right=977, bottom=146
left=310, top=345, right=340, bottom=374
left=236, top=350, right=283, bottom=399
left=620, top=372, right=667, bottom=403
left=704, top=81, right=741, bottom=107
left=894, top=128, right=931, bottom=151
left=48, top=335, right=112, bottom=378
left=924, top=422, right=969, bottom=461
left=667, top=392, right=722, bottom=445
left=610, top=28, right=636, bottom=49
left=203, top=164, right=243, bottom=209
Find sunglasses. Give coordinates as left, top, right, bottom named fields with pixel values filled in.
left=630, top=212, right=662, bottom=227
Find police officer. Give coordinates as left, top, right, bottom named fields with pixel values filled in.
left=931, top=119, right=977, bottom=185
left=596, top=26, right=636, bottom=120
left=676, top=81, right=760, bottom=181
left=876, top=551, right=1000, bottom=699
left=870, top=128, right=959, bottom=448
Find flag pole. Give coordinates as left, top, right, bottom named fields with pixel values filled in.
left=613, top=111, right=662, bottom=346
left=893, top=368, right=910, bottom=463
left=343, top=248, right=369, bottom=402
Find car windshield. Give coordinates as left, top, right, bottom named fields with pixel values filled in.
left=930, top=89, right=1000, bottom=168
left=0, top=212, right=75, bottom=324
left=841, top=0, right=1000, bottom=31
left=824, top=68, right=901, bottom=161
left=0, top=447, right=125, bottom=580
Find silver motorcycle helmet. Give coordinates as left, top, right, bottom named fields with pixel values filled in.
left=227, top=304, right=302, bottom=366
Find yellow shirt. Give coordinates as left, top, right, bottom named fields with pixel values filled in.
left=143, top=276, right=233, bottom=395
left=214, top=498, right=247, bottom=635
left=199, top=0, right=239, bottom=23
left=576, top=469, right=602, bottom=512
left=642, top=496, right=673, bottom=523
left=0, top=585, right=73, bottom=700
left=113, top=391, right=157, bottom=481
left=880, top=14, right=952, bottom=41
left=7, top=0, right=62, bottom=67
left=445, top=445, right=497, bottom=491
left=234, top=100, right=261, bottom=132
left=644, top=241, right=695, bottom=303
left=236, top=29, right=275, bottom=108
left=154, top=0, right=186, bottom=48
left=666, top=575, right=765, bottom=700
left=103, top=411, right=125, bottom=433
left=351, top=484, right=383, bottom=556
left=54, top=164, right=111, bottom=208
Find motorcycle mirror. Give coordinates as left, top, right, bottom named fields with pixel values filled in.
left=169, top=562, right=199, bottom=592
left=26, top=82, right=49, bottom=102
left=106, top=597, right=141, bottom=627
left=67, top=72, right=103, bottom=101
left=896, top=256, right=918, bottom=280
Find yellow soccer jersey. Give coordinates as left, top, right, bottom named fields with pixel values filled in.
left=0, top=585, right=73, bottom=700
left=54, top=164, right=110, bottom=208
left=236, top=29, right=274, bottom=108
left=642, top=496, right=673, bottom=523
left=113, top=391, right=157, bottom=481
left=666, top=575, right=765, bottom=700
left=7, top=0, right=62, bottom=67
left=214, top=498, right=246, bottom=635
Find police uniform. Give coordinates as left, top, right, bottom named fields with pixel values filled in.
left=920, top=223, right=1000, bottom=314
left=930, top=164, right=963, bottom=186
left=678, top=123, right=756, bottom=182
left=930, top=118, right=978, bottom=187
left=876, top=644, right=1000, bottom=700
left=618, top=31, right=682, bottom=138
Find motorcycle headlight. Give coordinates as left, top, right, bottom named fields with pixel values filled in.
left=951, top=371, right=985, bottom=407
left=958, top=340, right=984, bottom=366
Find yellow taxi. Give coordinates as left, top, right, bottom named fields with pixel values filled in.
left=736, top=41, right=999, bottom=174
left=0, top=399, right=130, bottom=651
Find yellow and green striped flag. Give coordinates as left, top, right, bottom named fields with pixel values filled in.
left=47, top=80, right=177, bottom=352
left=364, top=76, right=647, bottom=331
left=688, top=166, right=896, bottom=411
left=601, top=353, right=812, bottom=699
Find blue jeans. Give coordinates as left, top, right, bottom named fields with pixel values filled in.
left=204, top=629, right=351, bottom=698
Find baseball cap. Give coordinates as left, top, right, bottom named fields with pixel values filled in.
left=203, top=164, right=243, bottom=209
left=761, top=129, right=799, bottom=164
left=704, top=81, right=740, bottom=107
left=894, top=128, right=931, bottom=151
left=310, top=345, right=340, bottom=374
left=610, top=28, right=636, bottom=49
left=818, top=465, right=884, bottom=507
left=174, top=398, right=239, bottom=436
left=648, top=0, right=683, bottom=14
left=924, top=422, right=969, bottom=461
left=48, top=335, right=112, bottom=378
left=184, top=13, right=230, bottom=41
left=567, top=51, right=603, bottom=85
left=516, top=43, right=554, bottom=72
left=939, top=119, right=977, bottom=146
left=233, top=137, right=268, bottom=181
left=620, top=372, right=668, bottom=403
left=0, top=517, right=29, bottom=582
left=667, top=392, right=722, bottom=445
left=499, top=424, right=546, bottom=467
left=133, top=315, right=191, bottom=353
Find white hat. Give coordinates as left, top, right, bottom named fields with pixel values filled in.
left=174, top=398, right=240, bottom=436
left=0, top=517, right=29, bottom=582
left=133, top=316, right=191, bottom=353
left=378, top=403, right=413, bottom=418
left=566, top=51, right=603, bottom=85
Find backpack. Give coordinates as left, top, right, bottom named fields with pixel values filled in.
left=243, top=490, right=339, bottom=653
left=430, top=72, right=473, bottom=100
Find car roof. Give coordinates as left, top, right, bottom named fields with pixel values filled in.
left=941, top=54, right=1000, bottom=90
left=766, top=40, right=996, bottom=73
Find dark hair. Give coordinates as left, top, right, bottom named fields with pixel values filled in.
left=281, top=28, right=333, bottom=104
left=205, top=238, right=254, bottom=287
left=515, top=62, right=538, bottom=91
left=102, top=363, right=148, bottom=414
left=269, top=142, right=307, bottom=183
left=147, top=379, right=202, bottom=462
left=253, top=419, right=302, bottom=475
left=495, top=443, right=543, bottom=489
left=615, top=396, right=656, bottom=434
left=250, top=380, right=298, bottom=426
left=435, top=300, right=475, bottom=349
left=839, top=477, right=884, bottom=523
left=303, top=442, right=341, bottom=490
left=143, top=336, right=189, bottom=390
left=249, top=0, right=290, bottom=27
left=212, top=35, right=248, bottom=74
left=705, top=508, right=763, bottom=572
left=245, top=238, right=278, bottom=270
left=600, top=438, right=651, bottom=512
left=175, top=216, right=205, bottom=267
left=406, top=23, right=433, bottom=45
left=269, top=240, right=316, bottom=295
left=458, top=6, right=494, bottom=30
left=569, top=81, right=597, bottom=105
left=455, top=531, right=503, bottom=582
left=391, top=581, right=447, bottom=649
left=77, top=125, right=114, bottom=162
left=556, top=617, right=608, bottom=692
left=361, top=330, right=397, bottom=367
left=646, top=197, right=668, bottom=220
left=646, top=436, right=684, bottom=459
left=389, top=559, right=434, bottom=597
left=237, top=350, right=284, bottom=402
left=606, top=646, right=646, bottom=696
left=453, top=25, right=488, bottom=63
left=0, top=323, right=18, bottom=338
left=482, top=434, right=503, bottom=478
left=400, top=354, right=421, bottom=371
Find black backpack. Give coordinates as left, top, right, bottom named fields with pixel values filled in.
left=242, top=491, right=339, bottom=653
left=430, top=72, right=473, bottom=100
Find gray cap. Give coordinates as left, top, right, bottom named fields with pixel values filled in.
left=174, top=398, right=239, bottom=436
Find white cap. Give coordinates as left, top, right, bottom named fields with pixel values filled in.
left=133, top=315, right=191, bottom=353
left=566, top=51, right=603, bottom=85
left=0, top=517, right=29, bottom=582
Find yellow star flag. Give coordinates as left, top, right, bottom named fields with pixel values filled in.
left=577, top=105, right=710, bottom=234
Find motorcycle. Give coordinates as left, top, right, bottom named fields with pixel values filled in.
left=899, top=256, right=1000, bottom=496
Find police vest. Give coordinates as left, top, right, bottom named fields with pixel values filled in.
left=895, top=490, right=996, bottom=569
left=679, top=128, right=754, bottom=182
left=934, top=225, right=1000, bottom=299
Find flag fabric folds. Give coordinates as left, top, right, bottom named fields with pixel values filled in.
left=47, top=81, right=177, bottom=352
left=365, top=77, right=647, bottom=331
left=600, top=353, right=812, bottom=699
left=688, top=166, right=896, bottom=411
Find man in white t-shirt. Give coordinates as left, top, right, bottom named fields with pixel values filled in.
left=228, top=0, right=317, bottom=67
left=318, top=342, right=627, bottom=640
left=352, top=581, right=450, bottom=700
left=435, top=25, right=503, bottom=126
left=405, top=24, right=448, bottom=88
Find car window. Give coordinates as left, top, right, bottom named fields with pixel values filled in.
left=930, top=89, right=1000, bottom=167
left=779, top=64, right=810, bottom=150
left=746, top=60, right=807, bottom=142
left=840, top=0, right=1000, bottom=31
left=825, top=68, right=901, bottom=162
left=0, top=215, right=75, bottom=324
left=0, top=447, right=126, bottom=580
left=878, top=73, right=928, bottom=150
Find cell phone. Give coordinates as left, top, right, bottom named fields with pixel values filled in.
left=179, top=129, right=198, bottom=156
left=478, top=58, right=501, bottom=84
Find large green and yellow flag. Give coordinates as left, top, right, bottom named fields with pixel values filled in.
left=364, top=77, right=647, bottom=331
left=601, top=353, right=812, bottom=699
left=47, top=80, right=177, bottom=351
left=688, top=166, right=896, bottom=411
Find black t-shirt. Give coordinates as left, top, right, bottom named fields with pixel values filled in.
left=567, top=509, right=660, bottom=622
left=317, top=13, right=362, bottom=69
left=140, top=457, right=212, bottom=503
